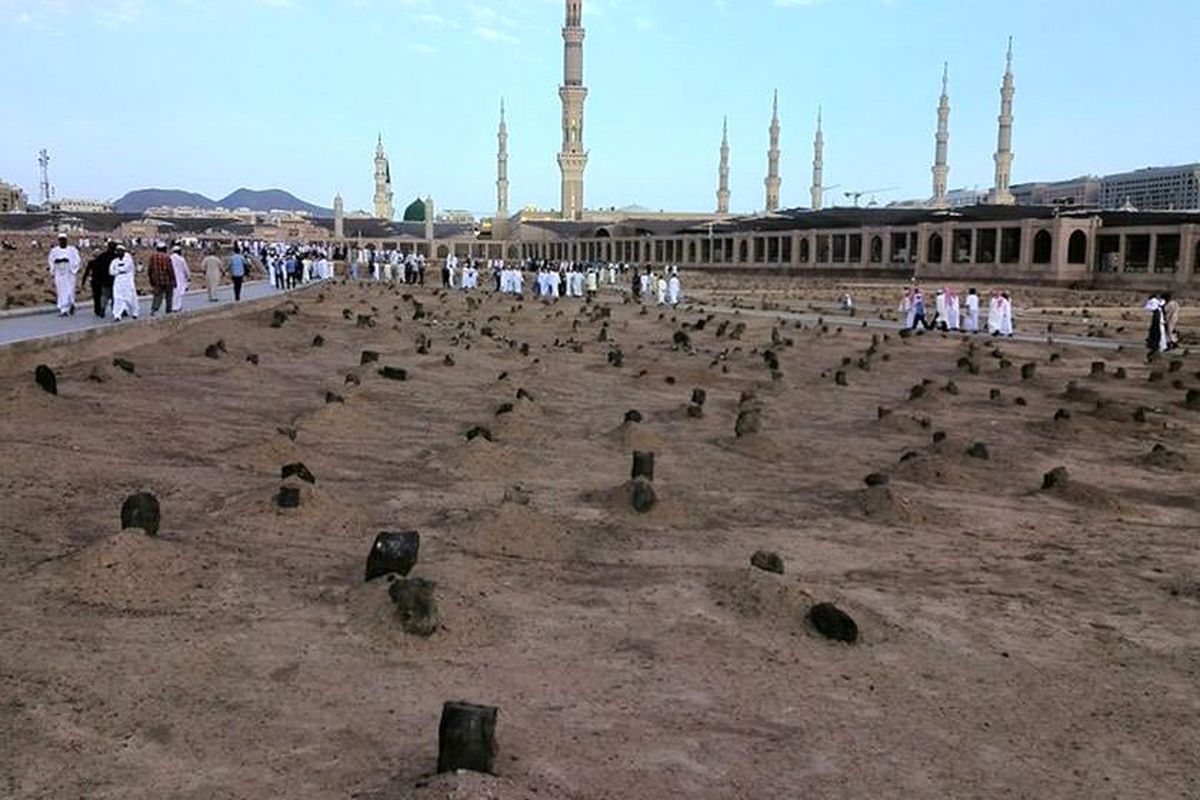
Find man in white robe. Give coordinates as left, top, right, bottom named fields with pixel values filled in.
left=47, top=234, right=81, bottom=316
left=987, top=292, right=1004, bottom=335
left=655, top=274, right=668, bottom=305
left=945, top=287, right=961, bottom=331
left=999, top=292, right=1014, bottom=336
left=169, top=246, right=190, bottom=312
left=899, top=289, right=916, bottom=329
left=667, top=269, right=682, bottom=306
left=964, top=289, right=980, bottom=333
left=109, top=245, right=139, bottom=321
left=934, top=290, right=947, bottom=330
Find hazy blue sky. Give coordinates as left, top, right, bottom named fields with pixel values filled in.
left=1, top=0, right=1197, bottom=215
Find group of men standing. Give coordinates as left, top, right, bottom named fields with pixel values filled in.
left=899, top=285, right=1013, bottom=336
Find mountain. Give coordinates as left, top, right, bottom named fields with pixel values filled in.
left=217, top=188, right=332, bottom=218
left=113, top=189, right=217, bottom=213
left=113, top=187, right=332, bottom=217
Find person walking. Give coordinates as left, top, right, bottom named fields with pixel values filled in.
left=169, top=245, right=190, bottom=312
left=202, top=245, right=222, bottom=302
left=81, top=240, right=118, bottom=318
left=109, top=244, right=139, bottom=321
left=147, top=242, right=176, bottom=316
left=229, top=246, right=248, bottom=301
left=47, top=233, right=81, bottom=316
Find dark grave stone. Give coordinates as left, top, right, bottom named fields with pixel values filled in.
left=809, top=602, right=858, bottom=643
left=365, top=531, right=420, bottom=581
left=436, top=701, right=498, bottom=775
left=121, top=492, right=160, bottom=536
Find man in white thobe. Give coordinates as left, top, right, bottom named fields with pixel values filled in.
left=47, top=234, right=81, bottom=316
left=109, top=245, right=139, bottom=321
left=945, top=288, right=961, bottom=331
left=667, top=269, right=682, bottom=306
left=964, top=289, right=980, bottom=333
left=655, top=274, right=668, bottom=306
left=169, top=246, right=190, bottom=312
left=999, top=292, right=1014, bottom=336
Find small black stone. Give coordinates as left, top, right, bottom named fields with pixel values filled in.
left=631, top=451, right=655, bottom=482
left=246, top=354, right=260, bottom=365
left=204, top=344, right=222, bottom=359
left=809, top=602, right=858, bottom=643
left=325, top=391, right=344, bottom=404
left=281, top=463, right=315, bottom=484
left=311, top=335, right=325, bottom=348
left=361, top=350, right=381, bottom=365
left=466, top=425, right=493, bottom=442
left=112, top=357, right=135, bottom=374
left=34, top=364, right=57, bottom=395
left=365, top=531, right=420, bottom=581
left=624, top=409, right=643, bottom=424
left=516, top=387, right=535, bottom=402
left=437, top=701, right=498, bottom=775
left=1042, top=466, right=1070, bottom=491
left=863, top=472, right=890, bottom=487
left=495, top=402, right=514, bottom=416
left=276, top=486, right=301, bottom=508
left=389, top=576, right=439, bottom=637
left=120, top=492, right=161, bottom=536
left=966, top=442, right=990, bottom=460
left=750, top=550, right=785, bottom=575
left=630, top=476, right=657, bottom=513
left=378, top=366, right=408, bottom=381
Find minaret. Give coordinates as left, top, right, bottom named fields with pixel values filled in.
left=373, top=134, right=394, bottom=220
left=716, top=116, right=730, bottom=215
left=558, top=0, right=588, bottom=221
left=931, top=63, right=951, bottom=209
left=810, top=107, right=824, bottom=211
left=989, top=39, right=1015, bottom=205
left=764, top=90, right=781, bottom=213
left=333, top=192, right=344, bottom=239
left=496, top=99, right=509, bottom=239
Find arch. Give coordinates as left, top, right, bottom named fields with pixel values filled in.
left=506, top=244, right=519, bottom=260
left=436, top=244, right=449, bottom=259
left=1032, top=230, right=1052, bottom=264
left=687, top=240, right=697, bottom=263
left=1067, top=230, right=1087, bottom=264
left=927, top=232, right=944, bottom=264
left=869, top=235, right=883, bottom=263
left=738, top=239, right=749, bottom=263
left=799, top=237, right=810, bottom=263
left=595, top=227, right=612, bottom=238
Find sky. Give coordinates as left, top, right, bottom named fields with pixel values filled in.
left=1, top=0, right=1197, bottom=216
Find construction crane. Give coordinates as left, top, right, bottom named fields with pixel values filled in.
left=843, top=186, right=899, bottom=207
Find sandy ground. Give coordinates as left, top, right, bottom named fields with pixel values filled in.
left=1, top=278, right=1197, bottom=799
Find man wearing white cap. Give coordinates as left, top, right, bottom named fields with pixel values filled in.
left=109, top=244, right=139, bottom=321
left=47, top=233, right=81, bottom=316
left=169, top=245, right=190, bottom=312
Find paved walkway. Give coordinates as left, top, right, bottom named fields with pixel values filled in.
left=0, top=281, right=292, bottom=347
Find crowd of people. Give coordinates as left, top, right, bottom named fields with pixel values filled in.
left=898, top=285, right=1013, bottom=336
left=1144, top=293, right=1181, bottom=354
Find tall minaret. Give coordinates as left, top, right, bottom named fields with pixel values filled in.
left=931, top=63, right=951, bottom=209
left=810, top=107, right=824, bottom=211
left=989, top=39, right=1015, bottom=205
left=716, top=116, right=730, bottom=215
left=496, top=99, right=509, bottom=238
left=764, top=90, right=781, bottom=213
left=333, top=192, right=344, bottom=239
left=558, top=0, right=588, bottom=221
left=373, top=134, right=394, bottom=220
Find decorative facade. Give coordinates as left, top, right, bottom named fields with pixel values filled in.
left=558, top=0, right=588, bottom=220
left=374, top=135, right=394, bottom=220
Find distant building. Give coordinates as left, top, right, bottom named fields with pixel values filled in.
left=437, top=209, right=477, bottom=225
left=52, top=198, right=113, bottom=213
left=1011, top=176, right=1101, bottom=207
left=0, top=180, right=28, bottom=213
left=944, top=188, right=988, bottom=208
left=1099, top=164, right=1200, bottom=211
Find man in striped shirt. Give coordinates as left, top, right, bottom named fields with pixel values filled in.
left=147, top=242, right=176, bottom=316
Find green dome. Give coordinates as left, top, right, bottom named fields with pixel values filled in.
left=403, top=197, right=426, bottom=222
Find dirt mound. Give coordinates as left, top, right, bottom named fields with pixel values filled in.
left=708, top=566, right=813, bottom=623
left=1138, top=445, right=1192, bottom=472
left=455, top=502, right=574, bottom=561
left=42, top=530, right=207, bottom=611
left=580, top=480, right=696, bottom=528
left=342, top=570, right=497, bottom=654
left=603, top=420, right=666, bottom=452
left=1040, top=481, right=1122, bottom=513
left=872, top=411, right=931, bottom=435
left=890, top=451, right=988, bottom=490
left=440, top=435, right=526, bottom=477
left=367, top=769, right=577, bottom=800
left=844, top=485, right=932, bottom=526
